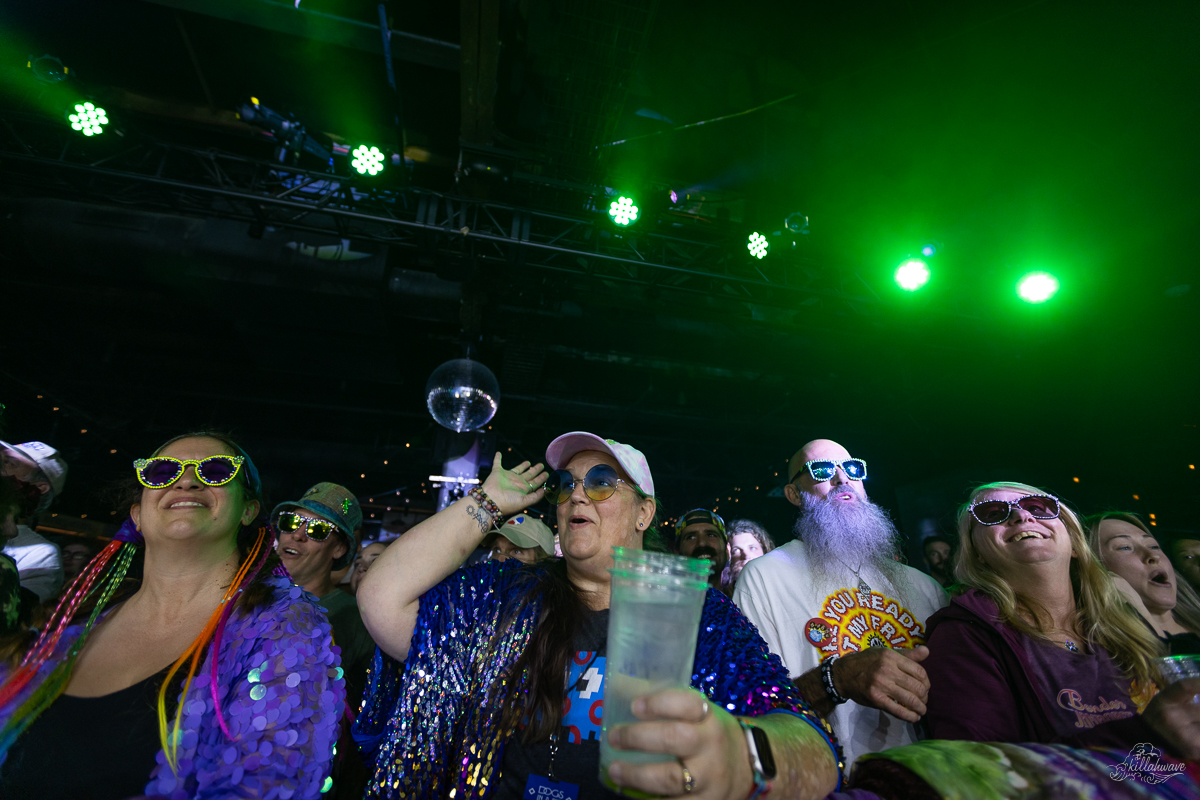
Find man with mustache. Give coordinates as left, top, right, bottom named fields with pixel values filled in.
left=675, top=508, right=728, bottom=591
left=923, top=535, right=956, bottom=589
left=734, top=439, right=948, bottom=769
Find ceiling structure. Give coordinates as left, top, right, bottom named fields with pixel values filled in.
left=0, top=0, right=1196, bottom=545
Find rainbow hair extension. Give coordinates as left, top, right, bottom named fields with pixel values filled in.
left=0, top=526, right=140, bottom=759
left=156, top=523, right=275, bottom=772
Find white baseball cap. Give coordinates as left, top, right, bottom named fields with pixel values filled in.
left=545, top=432, right=655, bottom=497
left=0, top=440, right=68, bottom=499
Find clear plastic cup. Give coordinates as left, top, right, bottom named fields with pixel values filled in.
left=599, top=547, right=711, bottom=794
left=1156, top=654, right=1200, bottom=684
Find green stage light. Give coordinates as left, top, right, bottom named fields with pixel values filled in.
left=895, top=258, right=930, bottom=291
left=1018, top=272, right=1059, bottom=303
left=67, top=102, right=107, bottom=136
left=608, top=195, right=639, bottom=226
left=351, top=145, right=386, bottom=176
left=747, top=232, right=770, bottom=259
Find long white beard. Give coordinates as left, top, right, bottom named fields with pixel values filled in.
left=794, top=491, right=907, bottom=597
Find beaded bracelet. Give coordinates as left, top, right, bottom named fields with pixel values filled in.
left=467, top=486, right=501, bottom=522
left=820, top=655, right=848, bottom=705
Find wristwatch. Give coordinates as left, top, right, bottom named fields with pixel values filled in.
left=738, top=720, right=776, bottom=798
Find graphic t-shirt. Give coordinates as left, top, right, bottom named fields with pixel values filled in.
left=495, top=609, right=620, bottom=799
left=734, top=539, right=948, bottom=768
left=1019, top=636, right=1148, bottom=737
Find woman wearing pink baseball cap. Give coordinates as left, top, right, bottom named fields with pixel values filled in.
left=356, top=431, right=842, bottom=800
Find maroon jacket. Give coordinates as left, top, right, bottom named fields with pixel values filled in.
left=922, top=589, right=1158, bottom=750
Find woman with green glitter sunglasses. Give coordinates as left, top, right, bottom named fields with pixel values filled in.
left=0, top=431, right=346, bottom=799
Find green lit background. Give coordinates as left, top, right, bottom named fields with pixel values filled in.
left=0, top=0, right=1194, bottom=543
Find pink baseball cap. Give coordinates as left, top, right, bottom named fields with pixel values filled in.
left=545, top=432, right=655, bottom=497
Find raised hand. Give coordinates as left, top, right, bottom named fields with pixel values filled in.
left=479, top=452, right=548, bottom=516
left=359, top=452, right=549, bottom=663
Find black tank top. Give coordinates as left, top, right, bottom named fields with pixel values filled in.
left=1, top=670, right=168, bottom=799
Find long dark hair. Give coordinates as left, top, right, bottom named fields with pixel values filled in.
left=501, top=559, right=590, bottom=742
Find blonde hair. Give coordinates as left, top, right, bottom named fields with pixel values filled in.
left=1085, top=511, right=1200, bottom=636
left=954, top=482, right=1163, bottom=689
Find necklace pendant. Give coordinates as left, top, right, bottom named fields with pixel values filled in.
left=858, top=577, right=872, bottom=593
left=1064, top=639, right=1079, bottom=652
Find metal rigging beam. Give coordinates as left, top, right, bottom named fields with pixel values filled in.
left=140, top=0, right=461, bottom=72
left=0, top=112, right=946, bottom=315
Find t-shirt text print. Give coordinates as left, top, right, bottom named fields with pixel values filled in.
left=804, top=588, right=927, bottom=661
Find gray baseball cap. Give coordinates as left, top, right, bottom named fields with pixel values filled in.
left=0, top=440, right=68, bottom=500
left=499, top=514, right=555, bottom=556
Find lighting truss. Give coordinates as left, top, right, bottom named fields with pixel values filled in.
left=0, top=111, right=950, bottom=315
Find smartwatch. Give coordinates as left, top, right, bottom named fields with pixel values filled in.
left=738, top=720, right=776, bottom=798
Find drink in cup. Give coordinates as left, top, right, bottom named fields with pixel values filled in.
left=1156, top=654, right=1200, bottom=685
left=600, top=548, right=711, bottom=794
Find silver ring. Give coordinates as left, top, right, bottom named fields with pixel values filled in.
left=680, top=761, right=696, bottom=794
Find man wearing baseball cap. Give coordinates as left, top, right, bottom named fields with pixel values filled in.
left=0, top=440, right=68, bottom=510
left=486, top=513, right=556, bottom=564
left=273, top=482, right=375, bottom=708
left=675, top=508, right=729, bottom=591
left=1, top=441, right=68, bottom=601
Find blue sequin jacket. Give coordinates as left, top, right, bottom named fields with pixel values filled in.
left=0, top=576, right=346, bottom=799
left=353, top=560, right=842, bottom=799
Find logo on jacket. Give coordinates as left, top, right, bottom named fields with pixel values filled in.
left=1109, top=743, right=1185, bottom=784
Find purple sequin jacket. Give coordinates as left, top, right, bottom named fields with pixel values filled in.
left=353, top=560, right=843, bottom=799
left=0, top=576, right=345, bottom=799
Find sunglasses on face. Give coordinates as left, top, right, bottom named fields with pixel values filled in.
left=275, top=511, right=341, bottom=542
left=795, top=458, right=868, bottom=483
left=969, top=494, right=1060, bottom=526
left=545, top=464, right=636, bottom=505
left=134, top=455, right=245, bottom=488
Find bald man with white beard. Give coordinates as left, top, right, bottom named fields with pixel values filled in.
left=734, top=439, right=948, bottom=770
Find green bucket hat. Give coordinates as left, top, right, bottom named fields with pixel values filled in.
left=271, top=482, right=362, bottom=570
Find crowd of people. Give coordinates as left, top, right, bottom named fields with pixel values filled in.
left=0, top=429, right=1197, bottom=799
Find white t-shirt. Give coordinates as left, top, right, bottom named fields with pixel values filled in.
left=3, top=525, right=63, bottom=602
left=733, top=539, right=948, bottom=768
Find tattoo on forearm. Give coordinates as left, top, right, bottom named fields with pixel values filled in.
left=465, top=503, right=490, bottom=534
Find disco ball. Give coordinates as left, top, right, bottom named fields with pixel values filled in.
left=425, top=358, right=501, bottom=432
